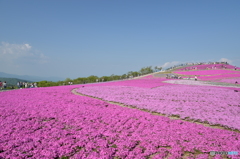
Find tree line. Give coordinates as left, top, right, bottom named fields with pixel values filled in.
left=37, top=66, right=162, bottom=87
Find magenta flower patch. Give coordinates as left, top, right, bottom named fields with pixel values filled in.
left=1, top=78, right=240, bottom=158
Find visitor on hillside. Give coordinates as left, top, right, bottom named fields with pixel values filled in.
left=17, top=82, right=20, bottom=88
left=235, top=66, right=237, bottom=70
left=236, top=81, right=238, bottom=84
left=195, top=75, right=198, bottom=81
left=3, top=81, right=7, bottom=89
left=34, top=83, right=37, bottom=88
left=0, top=81, right=2, bottom=90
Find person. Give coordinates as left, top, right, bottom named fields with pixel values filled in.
left=195, top=75, right=198, bottom=81
left=17, top=82, right=20, bottom=88
left=34, top=83, right=37, bottom=88
left=235, top=81, right=238, bottom=84
left=235, top=66, right=237, bottom=70
left=3, top=81, right=7, bottom=89
left=0, top=81, right=2, bottom=90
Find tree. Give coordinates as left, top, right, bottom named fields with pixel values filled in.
left=127, top=71, right=133, bottom=76
left=87, top=75, right=98, bottom=83
left=132, top=71, right=140, bottom=77
left=155, top=66, right=162, bottom=72
left=121, top=74, right=127, bottom=79
left=139, top=66, right=154, bottom=75
left=100, top=76, right=110, bottom=82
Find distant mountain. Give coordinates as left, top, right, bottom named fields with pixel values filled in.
left=0, top=72, right=64, bottom=82
left=0, top=77, right=33, bottom=86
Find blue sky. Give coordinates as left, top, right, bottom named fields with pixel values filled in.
left=0, top=0, right=240, bottom=79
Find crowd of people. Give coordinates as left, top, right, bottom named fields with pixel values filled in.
left=166, top=74, right=182, bottom=79
left=0, top=81, right=38, bottom=90
left=165, top=74, right=199, bottom=81
left=165, top=73, right=199, bottom=80
left=17, top=82, right=37, bottom=88
left=62, top=82, right=74, bottom=85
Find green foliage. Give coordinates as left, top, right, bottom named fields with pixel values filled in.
left=59, top=156, right=69, bottom=159
left=6, top=86, right=17, bottom=90
left=87, top=75, right=99, bottom=83
left=36, top=65, right=158, bottom=87
left=64, top=78, right=72, bottom=83
left=139, top=66, right=154, bottom=75
left=99, top=76, right=111, bottom=82
left=154, top=66, right=162, bottom=72
left=37, top=81, right=58, bottom=87
left=121, top=74, right=127, bottom=79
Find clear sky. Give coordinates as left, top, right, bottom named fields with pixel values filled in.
left=0, top=0, right=240, bottom=79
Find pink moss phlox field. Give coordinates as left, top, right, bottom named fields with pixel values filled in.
left=87, top=78, right=174, bottom=88
left=1, top=85, right=240, bottom=158
left=174, top=70, right=240, bottom=76
left=140, top=75, right=156, bottom=79
left=217, top=77, right=240, bottom=84
left=199, top=74, right=240, bottom=81
left=176, top=64, right=240, bottom=71
left=77, top=84, right=240, bottom=130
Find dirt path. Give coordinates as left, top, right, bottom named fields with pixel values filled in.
left=72, top=88, right=240, bottom=133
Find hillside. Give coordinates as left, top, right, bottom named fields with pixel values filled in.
left=0, top=63, right=240, bottom=158
left=0, top=77, right=33, bottom=86
left=0, top=72, right=64, bottom=82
